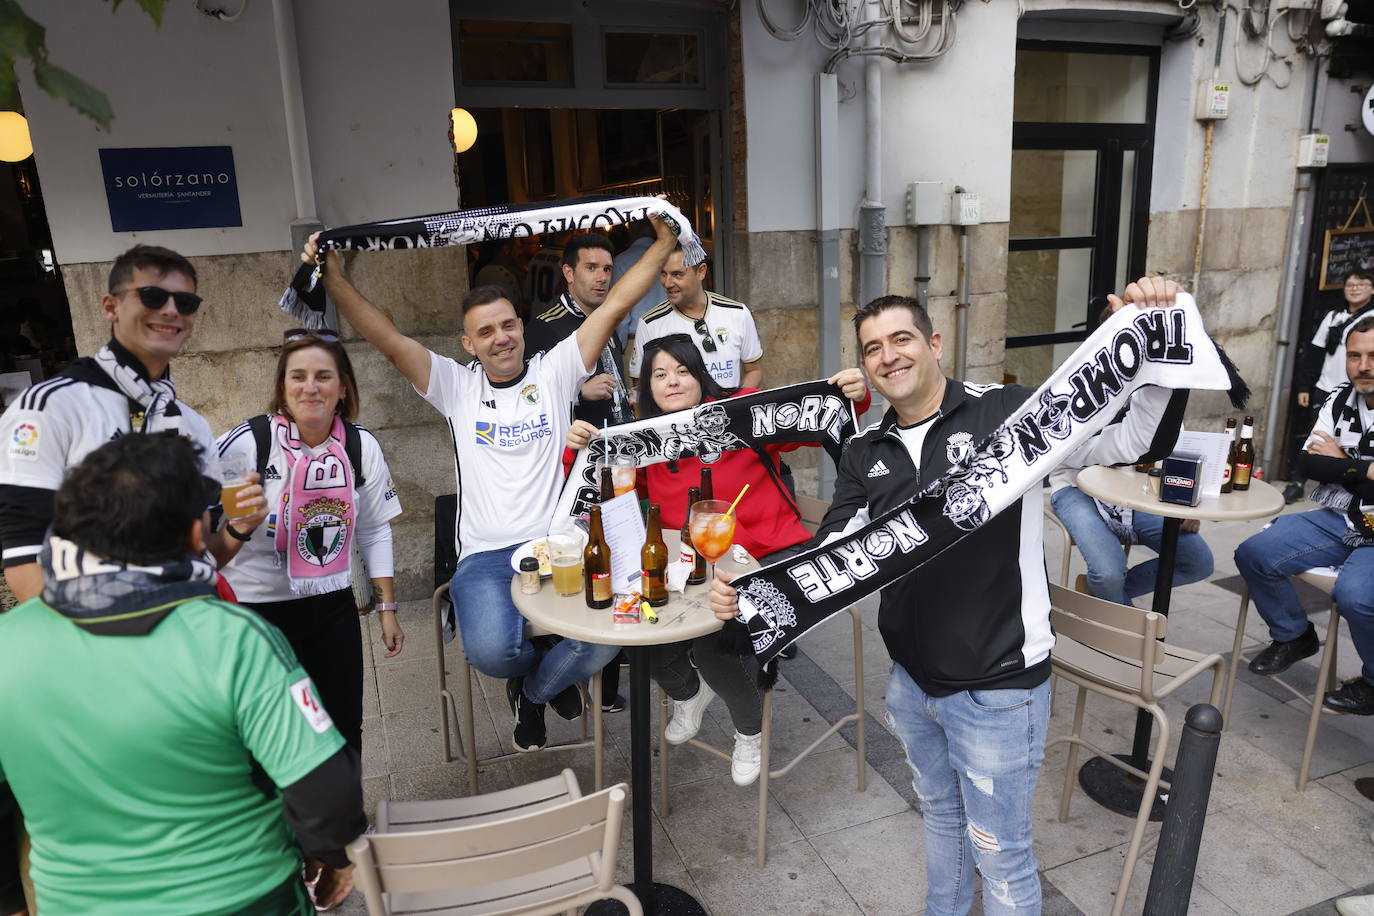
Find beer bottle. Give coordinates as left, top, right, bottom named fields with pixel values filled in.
left=600, top=466, right=616, bottom=503
left=641, top=503, right=670, bottom=607
left=1220, top=417, right=1238, bottom=494
left=700, top=467, right=714, bottom=502
left=1233, top=416, right=1255, bottom=491
left=681, top=485, right=707, bottom=585
left=584, top=505, right=613, bottom=609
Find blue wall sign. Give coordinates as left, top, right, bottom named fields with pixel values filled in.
left=99, top=146, right=242, bottom=232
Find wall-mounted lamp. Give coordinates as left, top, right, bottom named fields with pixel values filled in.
left=0, top=112, right=33, bottom=162
left=451, top=107, right=477, bottom=153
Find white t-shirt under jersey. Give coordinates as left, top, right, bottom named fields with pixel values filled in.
left=419, top=336, right=590, bottom=561
left=214, top=420, right=402, bottom=604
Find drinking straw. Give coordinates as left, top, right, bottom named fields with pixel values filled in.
left=725, top=484, right=750, bottom=517
left=603, top=419, right=610, bottom=457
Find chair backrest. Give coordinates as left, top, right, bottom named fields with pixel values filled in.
left=795, top=494, right=829, bottom=536
left=377, top=769, right=581, bottom=834
left=349, top=782, right=630, bottom=909
left=1049, top=584, right=1165, bottom=695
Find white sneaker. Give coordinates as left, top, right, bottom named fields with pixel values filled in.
left=1337, top=896, right=1374, bottom=916
left=664, top=681, right=715, bottom=745
left=731, top=731, right=763, bottom=786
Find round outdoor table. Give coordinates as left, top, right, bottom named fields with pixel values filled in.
left=510, top=531, right=755, bottom=916
left=1072, top=465, right=1284, bottom=819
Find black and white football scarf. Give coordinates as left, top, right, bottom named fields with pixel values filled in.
left=279, top=195, right=705, bottom=327
left=733, top=294, right=1246, bottom=665
left=552, top=380, right=858, bottom=525
left=57, top=341, right=183, bottom=434
left=1309, top=384, right=1374, bottom=544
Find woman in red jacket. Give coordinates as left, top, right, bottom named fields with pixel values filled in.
left=566, top=333, right=868, bottom=785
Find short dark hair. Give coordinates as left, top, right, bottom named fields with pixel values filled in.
left=1348, top=316, right=1374, bottom=338
left=108, top=245, right=198, bottom=293
left=462, top=283, right=517, bottom=316
left=1345, top=269, right=1374, bottom=285
left=561, top=233, right=615, bottom=270
left=853, top=295, right=935, bottom=346
left=52, top=432, right=210, bottom=564
left=636, top=333, right=731, bottom=418
left=268, top=335, right=361, bottom=422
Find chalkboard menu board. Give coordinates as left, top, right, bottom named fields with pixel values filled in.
left=1320, top=225, right=1374, bottom=290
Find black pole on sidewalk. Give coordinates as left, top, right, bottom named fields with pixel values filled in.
left=1143, top=703, right=1222, bottom=915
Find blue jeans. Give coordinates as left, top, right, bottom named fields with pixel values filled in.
left=1051, top=485, right=1214, bottom=606
left=885, top=664, right=1050, bottom=916
left=1234, top=508, right=1374, bottom=684
left=450, top=546, right=619, bottom=704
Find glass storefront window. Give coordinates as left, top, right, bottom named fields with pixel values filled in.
left=1014, top=50, right=1150, bottom=123
left=459, top=20, right=572, bottom=85
left=605, top=32, right=700, bottom=85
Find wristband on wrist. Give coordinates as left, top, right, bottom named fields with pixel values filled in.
left=224, top=524, right=251, bottom=542
left=373, top=602, right=397, bottom=614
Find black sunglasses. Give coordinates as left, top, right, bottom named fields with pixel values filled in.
left=284, top=328, right=341, bottom=343
left=116, top=285, right=203, bottom=316
left=692, top=317, right=717, bottom=353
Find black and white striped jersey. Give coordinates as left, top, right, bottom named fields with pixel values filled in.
left=0, top=372, right=214, bottom=569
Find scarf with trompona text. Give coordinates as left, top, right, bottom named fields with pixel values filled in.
left=279, top=195, right=705, bottom=328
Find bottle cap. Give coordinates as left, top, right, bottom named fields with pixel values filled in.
left=519, top=557, right=540, bottom=572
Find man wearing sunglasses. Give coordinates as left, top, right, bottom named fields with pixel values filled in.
left=627, top=245, right=764, bottom=392
left=0, top=244, right=268, bottom=604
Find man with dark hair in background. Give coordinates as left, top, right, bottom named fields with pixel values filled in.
left=0, top=244, right=267, bottom=603
left=1286, top=268, right=1374, bottom=503
left=0, top=432, right=364, bottom=915
left=524, top=232, right=635, bottom=426
left=1237, top=316, right=1374, bottom=713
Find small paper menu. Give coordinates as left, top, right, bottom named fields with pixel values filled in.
left=1173, top=430, right=1232, bottom=497
left=598, top=492, right=646, bottom=595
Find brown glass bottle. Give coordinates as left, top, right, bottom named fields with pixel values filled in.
left=1232, top=416, right=1255, bottom=491
left=584, top=505, right=613, bottom=609
left=599, top=466, right=616, bottom=503
left=641, top=503, right=670, bottom=607
left=680, top=486, right=707, bottom=585
left=1220, top=418, right=1238, bottom=494
left=699, top=467, right=714, bottom=502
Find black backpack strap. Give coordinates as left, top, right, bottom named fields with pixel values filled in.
left=247, top=414, right=272, bottom=482
left=746, top=443, right=802, bottom=521
left=344, top=421, right=366, bottom=488
left=252, top=413, right=366, bottom=487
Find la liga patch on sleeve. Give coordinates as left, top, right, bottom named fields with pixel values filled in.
left=290, top=677, right=334, bottom=733
left=7, top=419, right=40, bottom=462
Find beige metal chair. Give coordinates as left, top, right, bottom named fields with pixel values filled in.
left=1046, top=583, right=1225, bottom=916
left=656, top=493, right=866, bottom=868
left=348, top=769, right=640, bottom=915
left=432, top=584, right=604, bottom=794
left=1222, top=567, right=1341, bottom=790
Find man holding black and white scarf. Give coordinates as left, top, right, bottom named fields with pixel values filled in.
left=0, top=245, right=268, bottom=604
left=710, top=277, right=1191, bottom=916
left=1237, top=316, right=1374, bottom=714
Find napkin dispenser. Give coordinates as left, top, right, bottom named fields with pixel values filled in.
left=1159, top=452, right=1204, bottom=507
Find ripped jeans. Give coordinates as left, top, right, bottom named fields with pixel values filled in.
left=885, top=663, right=1050, bottom=916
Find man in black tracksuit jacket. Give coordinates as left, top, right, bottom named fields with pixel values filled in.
left=711, top=278, right=1185, bottom=915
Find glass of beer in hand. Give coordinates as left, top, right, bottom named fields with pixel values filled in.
left=214, top=453, right=254, bottom=523
left=689, top=499, right=736, bottom=583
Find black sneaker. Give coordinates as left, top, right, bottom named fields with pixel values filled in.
left=1283, top=481, right=1305, bottom=505
left=549, top=682, right=585, bottom=720
left=779, top=643, right=798, bottom=660
left=601, top=694, right=627, bottom=714
left=507, top=677, right=547, bottom=751
left=1248, top=624, right=1319, bottom=676
left=1324, top=678, right=1374, bottom=715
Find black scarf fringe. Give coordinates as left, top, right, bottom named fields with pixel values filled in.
left=1214, top=342, right=1251, bottom=410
